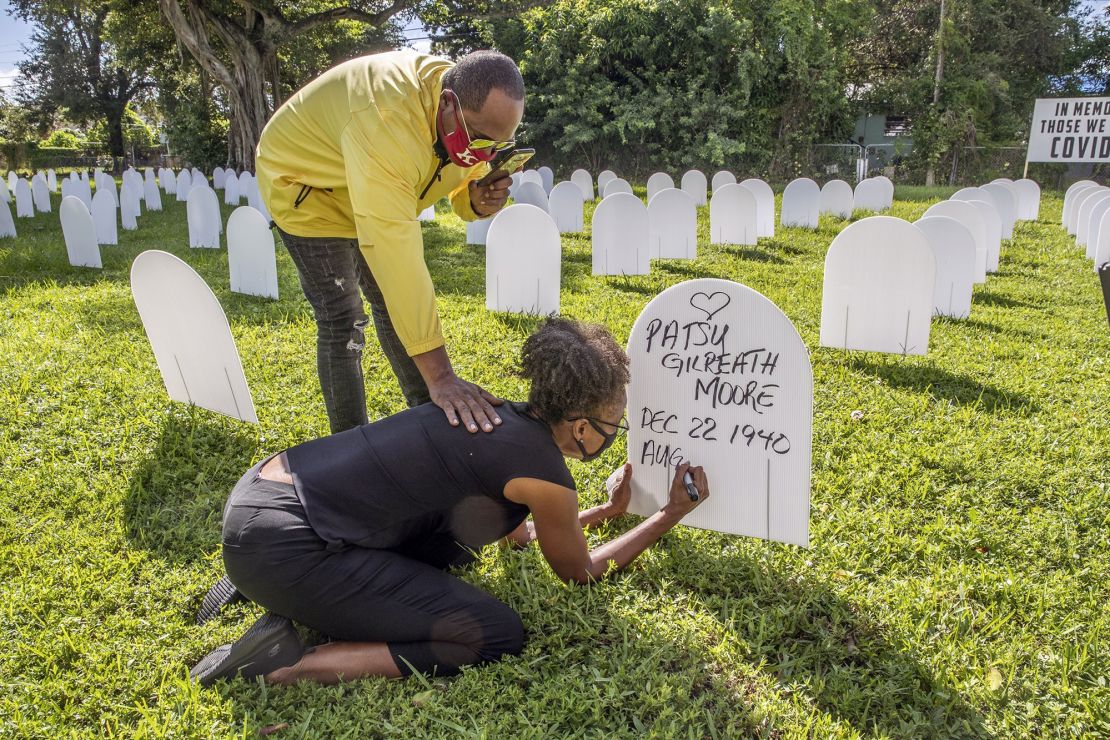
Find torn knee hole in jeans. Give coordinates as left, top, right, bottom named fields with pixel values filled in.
left=347, top=318, right=369, bottom=352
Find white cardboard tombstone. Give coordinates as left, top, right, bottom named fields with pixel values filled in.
left=513, top=181, right=549, bottom=211
left=914, top=215, right=976, bottom=319
left=466, top=216, right=492, bottom=245
left=819, top=216, right=935, bottom=355
left=120, top=181, right=142, bottom=221
left=91, top=189, right=118, bottom=246
left=571, top=169, right=594, bottom=201
left=191, top=167, right=204, bottom=184
left=602, top=177, right=633, bottom=199
left=417, top=205, right=436, bottom=221
left=228, top=206, right=279, bottom=299
left=538, top=166, right=554, bottom=195
left=819, top=179, right=854, bottom=219
left=548, top=181, right=584, bottom=233
left=680, top=170, right=708, bottom=206
left=6, top=171, right=16, bottom=190
left=144, top=178, right=163, bottom=212
left=853, top=178, right=889, bottom=212
left=59, top=196, right=102, bottom=269
left=1014, top=179, right=1041, bottom=221
left=15, top=179, right=33, bottom=217
left=1094, top=209, right=1110, bottom=271
left=709, top=183, right=759, bottom=245
left=1065, top=185, right=1104, bottom=234
left=176, top=170, right=193, bottom=202
left=980, top=183, right=1017, bottom=239
left=738, top=179, right=774, bottom=238
left=213, top=167, right=227, bottom=189
left=47, top=169, right=57, bottom=192
left=485, top=204, right=561, bottom=315
left=597, top=170, right=617, bottom=196
left=780, top=178, right=820, bottom=229
left=1063, top=180, right=1099, bottom=226
left=592, top=192, right=649, bottom=276
left=648, top=188, right=696, bottom=260
left=161, top=168, right=176, bottom=195
left=646, top=172, right=675, bottom=203
left=130, top=250, right=257, bottom=422
left=32, top=175, right=51, bottom=213
left=0, top=177, right=9, bottom=204
left=0, top=199, right=16, bottom=238
left=520, top=169, right=544, bottom=188
left=1084, top=196, right=1110, bottom=260
left=508, top=171, right=522, bottom=198
left=1076, top=190, right=1110, bottom=249
left=187, top=186, right=222, bottom=248
left=711, top=170, right=736, bottom=193
left=874, top=175, right=895, bottom=209
left=963, top=200, right=1002, bottom=273
left=625, top=278, right=812, bottom=546
left=923, top=199, right=988, bottom=283
left=224, top=172, right=241, bottom=206
left=75, top=177, right=93, bottom=211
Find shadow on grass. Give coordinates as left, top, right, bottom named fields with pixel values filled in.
left=123, top=409, right=259, bottom=563
left=656, top=261, right=729, bottom=280
left=973, top=291, right=1040, bottom=310
left=850, top=358, right=1039, bottom=414
left=653, top=545, right=991, bottom=737
left=721, top=246, right=789, bottom=264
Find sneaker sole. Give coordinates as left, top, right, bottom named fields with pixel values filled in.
left=196, top=576, right=246, bottom=625
left=190, top=613, right=299, bottom=687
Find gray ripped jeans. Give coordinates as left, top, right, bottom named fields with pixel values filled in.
left=278, top=228, right=430, bottom=433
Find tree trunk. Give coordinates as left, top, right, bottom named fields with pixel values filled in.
left=925, top=0, right=947, bottom=188
left=105, top=105, right=126, bottom=172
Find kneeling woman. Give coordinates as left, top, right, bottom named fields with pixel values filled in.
left=191, top=318, right=709, bottom=685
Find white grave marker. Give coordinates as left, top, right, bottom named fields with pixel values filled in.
left=1076, top=190, right=1110, bottom=248
left=91, top=189, right=118, bottom=245
left=143, top=177, right=163, bottom=212
left=59, top=196, right=102, bottom=268
left=914, top=215, right=977, bottom=319
left=47, top=169, right=57, bottom=192
left=1093, top=209, right=1110, bottom=270
left=32, top=175, right=51, bottom=213
left=819, top=179, right=854, bottom=219
left=1014, top=179, right=1041, bottom=221
left=485, top=204, right=560, bottom=315
left=513, top=181, right=549, bottom=211
left=538, top=166, right=554, bottom=194
left=625, top=278, right=812, bottom=546
left=228, top=206, right=279, bottom=299
left=224, top=172, right=241, bottom=206
left=466, top=216, right=492, bottom=245
left=571, top=169, right=595, bottom=201
left=648, top=188, right=697, bottom=259
left=923, top=199, right=988, bottom=283
left=0, top=199, right=16, bottom=238
left=680, top=169, right=708, bottom=206
left=819, top=216, right=935, bottom=355
left=980, top=183, right=1017, bottom=239
left=853, top=177, right=890, bottom=212
left=646, top=172, right=675, bottom=203
left=188, top=187, right=222, bottom=248
left=1062, top=180, right=1098, bottom=226
left=120, top=180, right=142, bottom=221
left=418, top=205, right=436, bottom=221
left=14, top=179, right=33, bottom=217
left=780, top=178, right=820, bottom=229
left=1084, top=196, right=1110, bottom=260
left=597, top=170, right=617, bottom=196
left=176, top=170, right=193, bottom=202
left=738, top=178, right=774, bottom=238
left=709, top=183, right=758, bottom=245
left=602, top=177, right=633, bottom=199
left=592, top=192, right=649, bottom=275
left=213, top=167, right=227, bottom=189
left=548, top=181, right=584, bottom=233
left=130, top=250, right=257, bottom=422
left=1065, top=184, right=1103, bottom=233
left=711, top=170, right=736, bottom=193
left=520, top=169, right=543, bottom=188
left=0, top=177, right=9, bottom=204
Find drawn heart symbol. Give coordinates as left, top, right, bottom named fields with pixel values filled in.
left=689, top=291, right=731, bottom=321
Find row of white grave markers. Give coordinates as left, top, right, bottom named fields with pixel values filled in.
left=1061, top=179, right=1110, bottom=271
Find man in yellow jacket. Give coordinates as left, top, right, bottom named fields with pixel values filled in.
left=256, top=50, right=521, bottom=435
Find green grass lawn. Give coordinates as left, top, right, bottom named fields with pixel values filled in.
left=1, top=183, right=1107, bottom=738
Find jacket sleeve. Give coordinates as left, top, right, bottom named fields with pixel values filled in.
left=340, top=113, right=444, bottom=357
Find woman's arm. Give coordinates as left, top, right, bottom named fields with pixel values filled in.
left=504, top=463, right=709, bottom=584
left=502, top=463, right=634, bottom=548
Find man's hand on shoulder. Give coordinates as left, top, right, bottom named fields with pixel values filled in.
left=469, top=174, right=512, bottom=218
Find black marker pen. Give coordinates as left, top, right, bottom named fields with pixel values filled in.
left=683, top=470, right=699, bottom=501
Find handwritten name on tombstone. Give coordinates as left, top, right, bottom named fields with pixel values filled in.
left=626, top=279, right=812, bottom=546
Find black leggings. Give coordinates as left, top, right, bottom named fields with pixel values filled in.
left=220, top=460, right=525, bottom=676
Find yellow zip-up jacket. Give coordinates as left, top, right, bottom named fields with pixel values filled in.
left=256, top=50, right=489, bottom=357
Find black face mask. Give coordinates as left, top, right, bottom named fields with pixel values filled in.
left=574, top=419, right=621, bottom=462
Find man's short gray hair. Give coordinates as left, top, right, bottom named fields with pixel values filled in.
left=442, top=50, right=525, bottom=111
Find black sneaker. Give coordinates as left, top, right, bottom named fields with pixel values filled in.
left=196, top=575, right=247, bottom=625
left=190, top=612, right=303, bottom=687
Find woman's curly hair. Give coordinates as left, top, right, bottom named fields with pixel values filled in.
left=520, top=318, right=630, bottom=425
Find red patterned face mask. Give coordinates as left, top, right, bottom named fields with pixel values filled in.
left=437, top=90, right=511, bottom=167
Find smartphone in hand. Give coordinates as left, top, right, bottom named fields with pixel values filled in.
left=476, top=148, right=535, bottom=187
